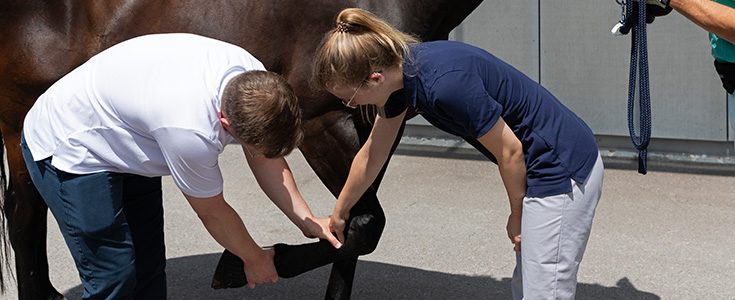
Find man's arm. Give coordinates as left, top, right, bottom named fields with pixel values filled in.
left=670, top=0, right=735, bottom=43
left=184, top=192, right=277, bottom=288
left=243, top=148, right=342, bottom=248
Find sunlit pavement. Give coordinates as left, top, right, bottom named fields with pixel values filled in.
left=6, top=142, right=734, bottom=299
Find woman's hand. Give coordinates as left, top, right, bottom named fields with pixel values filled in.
left=329, top=211, right=350, bottom=244
left=506, top=213, right=522, bottom=252
left=302, top=216, right=342, bottom=248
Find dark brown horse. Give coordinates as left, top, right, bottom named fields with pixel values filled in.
left=0, top=1, right=482, bottom=299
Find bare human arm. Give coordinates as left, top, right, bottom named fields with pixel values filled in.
left=670, top=0, right=735, bottom=43
left=183, top=142, right=344, bottom=288
left=242, top=146, right=342, bottom=249
left=218, top=111, right=339, bottom=247
left=184, top=192, right=277, bottom=289
left=477, top=116, right=527, bottom=252
left=329, top=109, right=408, bottom=243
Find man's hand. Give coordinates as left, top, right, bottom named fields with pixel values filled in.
left=242, top=248, right=278, bottom=289
left=506, top=213, right=522, bottom=252
left=329, top=211, right=350, bottom=244
left=302, top=216, right=343, bottom=248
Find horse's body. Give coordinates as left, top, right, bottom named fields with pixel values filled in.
left=0, top=1, right=482, bottom=299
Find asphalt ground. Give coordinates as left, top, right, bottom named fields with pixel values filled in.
left=4, top=142, right=734, bottom=299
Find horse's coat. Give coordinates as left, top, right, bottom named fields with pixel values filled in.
left=0, top=1, right=482, bottom=299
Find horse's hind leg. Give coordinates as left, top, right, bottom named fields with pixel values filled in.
left=2, top=130, right=64, bottom=300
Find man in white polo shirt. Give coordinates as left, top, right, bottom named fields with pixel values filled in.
left=21, top=33, right=341, bottom=299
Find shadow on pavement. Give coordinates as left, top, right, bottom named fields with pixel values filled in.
left=61, top=253, right=661, bottom=299
left=395, top=145, right=735, bottom=177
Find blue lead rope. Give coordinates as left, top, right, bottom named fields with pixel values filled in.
left=620, top=0, right=652, bottom=174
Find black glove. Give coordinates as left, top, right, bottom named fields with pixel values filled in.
left=634, top=0, right=673, bottom=23
left=646, top=3, right=673, bottom=23
left=642, top=0, right=671, bottom=8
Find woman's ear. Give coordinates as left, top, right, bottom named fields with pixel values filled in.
left=369, top=71, right=384, bottom=84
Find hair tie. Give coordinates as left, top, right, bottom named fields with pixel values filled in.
left=336, top=21, right=350, bottom=33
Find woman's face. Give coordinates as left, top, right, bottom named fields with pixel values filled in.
left=328, top=70, right=399, bottom=109
left=330, top=82, right=386, bottom=108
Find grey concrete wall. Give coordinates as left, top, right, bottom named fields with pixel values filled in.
left=538, top=1, right=726, bottom=140
left=407, top=0, right=734, bottom=157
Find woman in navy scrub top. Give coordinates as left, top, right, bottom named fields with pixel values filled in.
left=315, top=8, right=604, bottom=300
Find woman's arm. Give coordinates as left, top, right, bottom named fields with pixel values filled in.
left=477, top=116, right=527, bottom=251
left=670, top=0, right=735, bottom=43
left=329, top=109, right=408, bottom=243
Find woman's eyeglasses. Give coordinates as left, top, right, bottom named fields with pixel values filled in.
left=342, top=80, right=365, bottom=109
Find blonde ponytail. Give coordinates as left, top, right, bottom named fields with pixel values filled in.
left=313, top=8, right=419, bottom=90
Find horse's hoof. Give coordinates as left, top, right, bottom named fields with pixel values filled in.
left=211, top=249, right=247, bottom=289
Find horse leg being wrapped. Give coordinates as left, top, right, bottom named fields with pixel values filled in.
left=211, top=186, right=384, bottom=290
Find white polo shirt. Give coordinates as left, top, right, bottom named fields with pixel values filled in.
left=23, top=33, right=266, bottom=198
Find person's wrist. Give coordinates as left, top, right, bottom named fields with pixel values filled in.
left=332, top=207, right=348, bottom=220
left=238, top=244, right=265, bottom=267
left=298, top=213, right=317, bottom=233
left=301, top=213, right=315, bottom=223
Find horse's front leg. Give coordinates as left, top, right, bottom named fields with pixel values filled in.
left=210, top=108, right=389, bottom=300
left=1, top=130, right=64, bottom=300
left=299, top=108, right=403, bottom=300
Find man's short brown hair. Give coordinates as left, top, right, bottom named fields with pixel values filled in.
left=222, top=71, right=303, bottom=158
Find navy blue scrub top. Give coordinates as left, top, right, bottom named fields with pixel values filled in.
left=383, top=41, right=599, bottom=198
